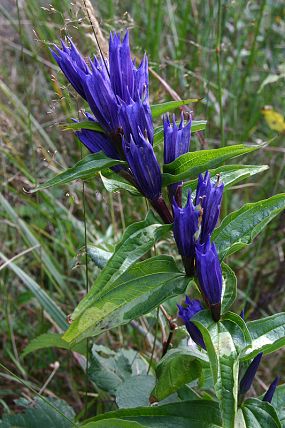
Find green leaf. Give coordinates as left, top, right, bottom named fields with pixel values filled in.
left=80, top=400, right=222, bottom=428
left=241, top=313, right=285, bottom=361
left=28, top=152, right=126, bottom=192
left=0, top=252, right=67, bottom=331
left=150, top=348, right=208, bottom=402
left=63, top=256, right=189, bottom=343
left=21, top=333, right=85, bottom=358
left=116, top=375, right=156, bottom=408
left=87, top=345, right=148, bottom=395
left=62, top=120, right=104, bottom=133
left=221, top=263, right=237, bottom=314
left=153, top=120, right=207, bottom=147
left=100, top=170, right=140, bottom=195
left=183, top=164, right=269, bottom=201
left=81, top=420, right=147, bottom=428
left=71, top=212, right=172, bottom=321
left=151, top=98, right=201, bottom=118
left=213, top=194, right=285, bottom=259
left=0, top=397, right=75, bottom=428
left=193, top=311, right=251, bottom=428
left=236, top=398, right=281, bottom=427
left=163, top=144, right=260, bottom=185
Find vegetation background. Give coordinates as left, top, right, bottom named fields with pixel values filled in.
left=0, top=0, right=284, bottom=419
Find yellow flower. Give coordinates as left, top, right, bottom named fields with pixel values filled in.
left=261, top=106, right=285, bottom=133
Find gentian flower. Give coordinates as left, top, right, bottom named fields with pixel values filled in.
left=195, top=171, right=224, bottom=244
left=172, top=191, right=199, bottom=275
left=122, top=130, right=162, bottom=201
left=119, top=99, right=154, bottom=145
left=75, top=114, right=120, bottom=160
left=51, top=37, right=90, bottom=100
left=109, top=32, right=149, bottom=103
left=263, top=377, right=279, bottom=403
left=52, top=32, right=173, bottom=222
left=239, top=352, right=263, bottom=395
left=177, top=296, right=205, bottom=349
left=51, top=31, right=149, bottom=135
left=163, top=113, right=192, bottom=204
left=119, top=99, right=166, bottom=210
left=163, top=113, right=192, bottom=164
left=195, top=237, right=223, bottom=321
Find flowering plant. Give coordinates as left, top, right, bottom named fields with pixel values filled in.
left=28, top=31, right=285, bottom=427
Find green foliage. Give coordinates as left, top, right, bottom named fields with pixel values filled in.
left=151, top=98, right=201, bottom=117
left=193, top=311, right=251, bottom=427
left=241, top=313, right=285, bottom=360
left=81, top=400, right=222, bottom=427
left=0, top=397, right=75, bottom=428
left=71, top=212, right=172, bottom=321
left=163, top=144, right=261, bottom=185
left=29, top=153, right=126, bottom=192
left=236, top=399, right=281, bottom=427
left=213, top=194, right=285, bottom=259
left=63, top=256, right=189, bottom=343
left=150, top=347, right=208, bottom=402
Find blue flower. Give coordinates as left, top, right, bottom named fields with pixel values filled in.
left=195, top=171, right=224, bottom=244
left=119, top=99, right=154, bottom=145
left=195, top=237, right=223, bottom=321
left=51, top=37, right=90, bottom=100
left=83, top=60, right=120, bottom=133
left=75, top=114, right=120, bottom=160
left=263, top=377, right=279, bottom=403
left=164, top=113, right=192, bottom=203
left=163, top=113, right=192, bottom=164
left=51, top=32, right=149, bottom=135
left=177, top=296, right=205, bottom=349
left=109, top=31, right=149, bottom=103
left=122, top=130, right=162, bottom=201
left=172, top=191, right=199, bottom=275
left=119, top=98, right=163, bottom=202
left=239, top=352, right=263, bottom=395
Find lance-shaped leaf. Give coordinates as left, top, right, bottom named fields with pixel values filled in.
left=236, top=398, right=281, bottom=428
left=213, top=194, right=285, bottom=259
left=28, top=152, right=126, bottom=192
left=100, top=170, right=140, bottom=195
left=62, top=120, right=104, bottom=133
left=193, top=311, right=251, bottom=428
left=153, top=120, right=207, bottom=147
left=150, top=347, right=209, bottom=402
left=80, top=400, right=222, bottom=428
left=151, top=98, right=201, bottom=118
left=72, top=212, right=172, bottom=321
left=163, top=144, right=261, bottom=185
left=221, top=263, right=237, bottom=314
left=182, top=164, right=269, bottom=203
left=63, top=256, right=189, bottom=343
left=21, top=333, right=86, bottom=357
left=241, top=313, right=285, bottom=361
left=81, top=420, right=146, bottom=427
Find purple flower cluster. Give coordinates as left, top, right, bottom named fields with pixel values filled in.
left=51, top=32, right=163, bottom=205
left=174, top=171, right=224, bottom=323
left=52, top=32, right=223, bottom=324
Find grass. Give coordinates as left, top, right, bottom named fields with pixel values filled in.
left=0, top=0, right=285, bottom=420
